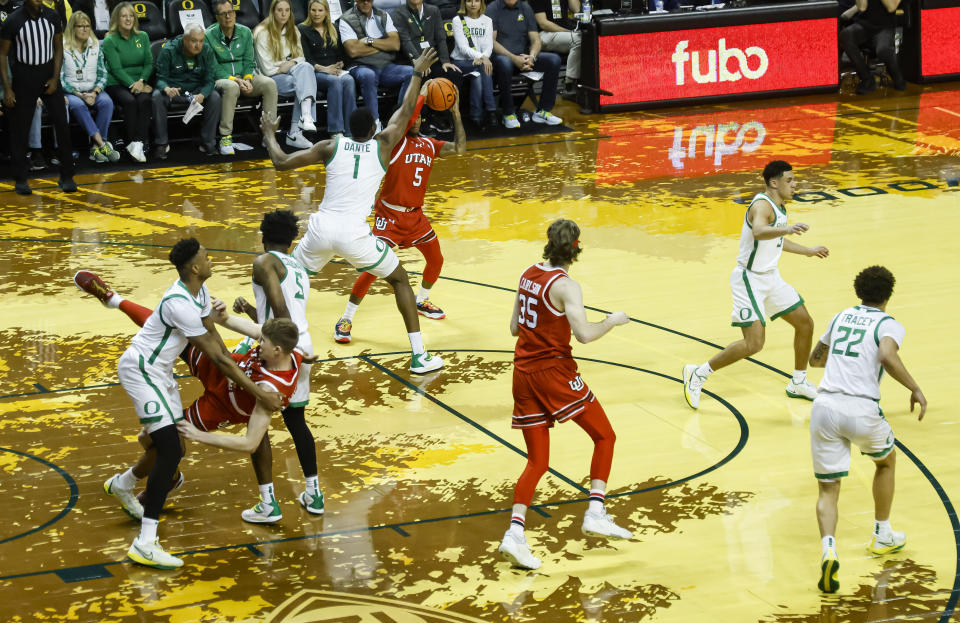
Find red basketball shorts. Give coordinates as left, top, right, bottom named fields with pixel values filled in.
left=372, top=202, right=437, bottom=249
left=512, top=361, right=599, bottom=429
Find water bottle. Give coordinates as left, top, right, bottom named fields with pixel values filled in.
left=581, top=0, right=591, bottom=22
left=654, top=0, right=664, bottom=11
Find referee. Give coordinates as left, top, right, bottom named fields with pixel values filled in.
left=0, top=0, right=76, bottom=195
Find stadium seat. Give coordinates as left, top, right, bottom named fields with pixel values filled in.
left=165, top=0, right=213, bottom=36
left=132, top=0, right=167, bottom=40
left=230, top=0, right=261, bottom=29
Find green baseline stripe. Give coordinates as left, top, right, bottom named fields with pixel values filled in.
left=770, top=296, right=805, bottom=321
left=741, top=271, right=766, bottom=327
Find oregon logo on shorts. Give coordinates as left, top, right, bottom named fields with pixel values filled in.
left=739, top=308, right=752, bottom=320
left=261, top=590, right=488, bottom=623
left=568, top=375, right=585, bottom=391
left=143, top=400, right=161, bottom=415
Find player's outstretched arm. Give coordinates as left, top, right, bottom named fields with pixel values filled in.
left=509, top=295, right=521, bottom=336
left=177, top=405, right=272, bottom=453
left=189, top=329, right=284, bottom=412
left=260, top=111, right=333, bottom=171
left=379, top=48, right=438, bottom=153
left=878, top=337, right=927, bottom=420
left=552, top=278, right=629, bottom=344
left=440, top=87, right=466, bottom=156
left=809, top=340, right=830, bottom=367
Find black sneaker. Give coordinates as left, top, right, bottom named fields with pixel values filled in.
left=152, top=144, right=170, bottom=160
left=28, top=150, right=48, bottom=171
left=58, top=177, right=78, bottom=192
left=855, top=76, right=877, bottom=95
left=14, top=181, right=32, bottom=195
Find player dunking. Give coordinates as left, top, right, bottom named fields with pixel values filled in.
left=682, top=160, right=830, bottom=410
left=333, top=80, right=467, bottom=343
left=498, top=219, right=632, bottom=571
left=261, top=48, right=443, bottom=374
left=232, top=210, right=325, bottom=522
left=807, top=266, right=926, bottom=593
left=74, top=240, right=284, bottom=570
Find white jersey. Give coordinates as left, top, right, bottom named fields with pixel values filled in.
left=736, top=193, right=788, bottom=273
left=129, top=280, right=211, bottom=373
left=252, top=250, right=312, bottom=352
left=818, top=305, right=906, bottom=401
left=317, top=136, right=386, bottom=222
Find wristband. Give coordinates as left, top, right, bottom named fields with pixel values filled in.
left=413, top=71, right=425, bottom=79
left=243, top=74, right=253, bottom=80
left=228, top=75, right=237, bottom=81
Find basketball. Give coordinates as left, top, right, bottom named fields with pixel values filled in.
left=426, top=78, right=456, bottom=111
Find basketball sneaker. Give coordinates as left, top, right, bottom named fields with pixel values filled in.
left=298, top=487, right=325, bottom=515
left=416, top=299, right=446, bottom=319
left=818, top=547, right=840, bottom=593
left=498, top=530, right=541, bottom=570
left=241, top=498, right=282, bottom=524
left=334, top=317, right=352, bottom=343
left=74, top=270, right=115, bottom=307
left=582, top=508, right=633, bottom=539
left=532, top=110, right=563, bottom=126
left=104, top=473, right=143, bottom=520
left=410, top=351, right=443, bottom=374
left=868, top=530, right=906, bottom=555
left=682, top=364, right=705, bottom=409
left=786, top=379, right=818, bottom=401
left=127, top=537, right=183, bottom=569
left=502, top=114, right=520, bottom=129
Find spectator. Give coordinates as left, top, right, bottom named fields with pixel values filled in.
left=0, top=0, right=76, bottom=194
left=254, top=0, right=318, bottom=149
left=392, top=0, right=460, bottom=133
left=840, top=0, right=905, bottom=94
left=71, top=0, right=117, bottom=35
left=206, top=0, right=277, bottom=154
left=451, top=0, right=495, bottom=129
left=530, top=0, right=578, bottom=95
left=340, top=0, right=411, bottom=130
left=487, top=0, right=562, bottom=129
left=102, top=2, right=152, bottom=162
left=152, top=24, right=221, bottom=158
left=298, top=0, right=356, bottom=136
left=61, top=10, right=119, bottom=162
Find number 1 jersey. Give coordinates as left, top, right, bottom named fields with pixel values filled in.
left=513, top=263, right=573, bottom=372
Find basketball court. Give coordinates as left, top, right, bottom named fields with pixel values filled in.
left=1, top=82, right=958, bottom=622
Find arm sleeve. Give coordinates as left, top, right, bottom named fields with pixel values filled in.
left=204, top=31, right=230, bottom=80
left=384, top=12, right=398, bottom=33
left=524, top=3, right=537, bottom=32
left=451, top=16, right=468, bottom=56
left=819, top=313, right=839, bottom=345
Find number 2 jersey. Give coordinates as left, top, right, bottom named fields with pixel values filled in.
left=182, top=345, right=303, bottom=431
left=817, top=305, right=905, bottom=401
left=513, top=263, right=573, bottom=372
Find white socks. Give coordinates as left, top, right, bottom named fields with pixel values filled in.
left=107, top=294, right=123, bottom=309
left=139, top=517, right=158, bottom=542
left=117, top=467, right=138, bottom=490
left=408, top=331, right=424, bottom=355
left=696, top=362, right=714, bottom=379
left=259, top=483, right=275, bottom=504
left=342, top=301, right=358, bottom=322
left=822, top=535, right=835, bottom=556
left=417, top=286, right=431, bottom=303
left=875, top=519, right=892, bottom=538
left=305, top=475, right=319, bottom=494
left=793, top=370, right=807, bottom=384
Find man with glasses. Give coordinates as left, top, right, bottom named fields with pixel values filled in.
left=340, top=0, right=412, bottom=131
left=205, top=0, right=277, bottom=154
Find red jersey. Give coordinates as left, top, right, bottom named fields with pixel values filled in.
left=183, top=345, right=302, bottom=431
left=513, top=264, right=573, bottom=372
left=379, top=134, right=445, bottom=209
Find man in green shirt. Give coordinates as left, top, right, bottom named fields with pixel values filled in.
left=205, top=0, right=277, bottom=155
left=151, top=23, right=220, bottom=158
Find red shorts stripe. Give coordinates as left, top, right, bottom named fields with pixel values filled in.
left=372, top=203, right=436, bottom=250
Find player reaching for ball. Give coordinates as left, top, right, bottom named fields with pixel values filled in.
left=498, top=219, right=633, bottom=571
left=262, top=48, right=445, bottom=375
left=333, top=78, right=466, bottom=343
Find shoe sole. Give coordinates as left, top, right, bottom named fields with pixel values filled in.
left=868, top=542, right=906, bottom=555
left=785, top=390, right=816, bottom=401
left=127, top=549, right=182, bottom=570
left=104, top=477, right=142, bottom=520
left=582, top=527, right=631, bottom=540
left=334, top=335, right=351, bottom=344
left=241, top=512, right=283, bottom=524
left=498, top=545, right=539, bottom=570
left=818, top=556, right=839, bottom=592
left=411, top=362, right=443, bottom=375
left=682, top=364, right=699, bottom=410
left=417, top=310, right=446, bottom=320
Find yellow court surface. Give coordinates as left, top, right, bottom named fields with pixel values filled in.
left=1, top=83, right=959, bottom=622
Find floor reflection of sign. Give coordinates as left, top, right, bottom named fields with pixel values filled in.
left=261, top=590, right=489, bottom=623
left=595, top=102, right=837, bottom=186
left=915, top=90, right=960, bottom=154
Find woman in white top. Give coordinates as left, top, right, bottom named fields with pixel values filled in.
left=254, top=0, right=319, bottom=149
left=60, top=11, right=120, bottom=162
left=451, top=0, right=495, bottom=128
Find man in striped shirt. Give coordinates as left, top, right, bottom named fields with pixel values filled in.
left=0, top=0, right=76, bottom=195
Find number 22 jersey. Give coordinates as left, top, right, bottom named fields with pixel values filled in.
left=513, top=263, right=573, bottom=372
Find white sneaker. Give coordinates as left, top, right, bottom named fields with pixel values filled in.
left=126, top=141, right=146, bottom=163
left=104, top=474, right=143, bottom=520
left=298, top=488, right=325, bottom=515
left=410, top=351, right=443, bottom=374
left=127, top=536, right=183, bottom=569
left=532, top=110, right=563, bottom=125
left=241, top=498, right=283, bottom=524
left=286, top=132, right=313, bottom=149
left=299, top=117, right=317, bottom=133
left=582, top=508, right=633, bottom=539
left=502, top=114, right=520, bottom=129
left=868, top=530, right=906, bottom=555
left=682, top=364, right=705, bottom=409
left=218, top=135, right=235, bottom=155
left=498, top=530, right=541, bottom=570
left=786, top=379, right=818, bottom=401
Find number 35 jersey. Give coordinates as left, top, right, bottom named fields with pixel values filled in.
left=513, top=263, right=573, bottom=372
left=818, top=305, right=905, bottom=401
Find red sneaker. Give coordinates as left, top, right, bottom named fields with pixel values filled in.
left=73, top=270, right=115, bottom=306
left=416, top=299, right=446, bottom=320
left=334, top=317, right=352, bottom=343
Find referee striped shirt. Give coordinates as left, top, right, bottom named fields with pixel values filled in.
left=0, top=6, right=61, bottom=66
